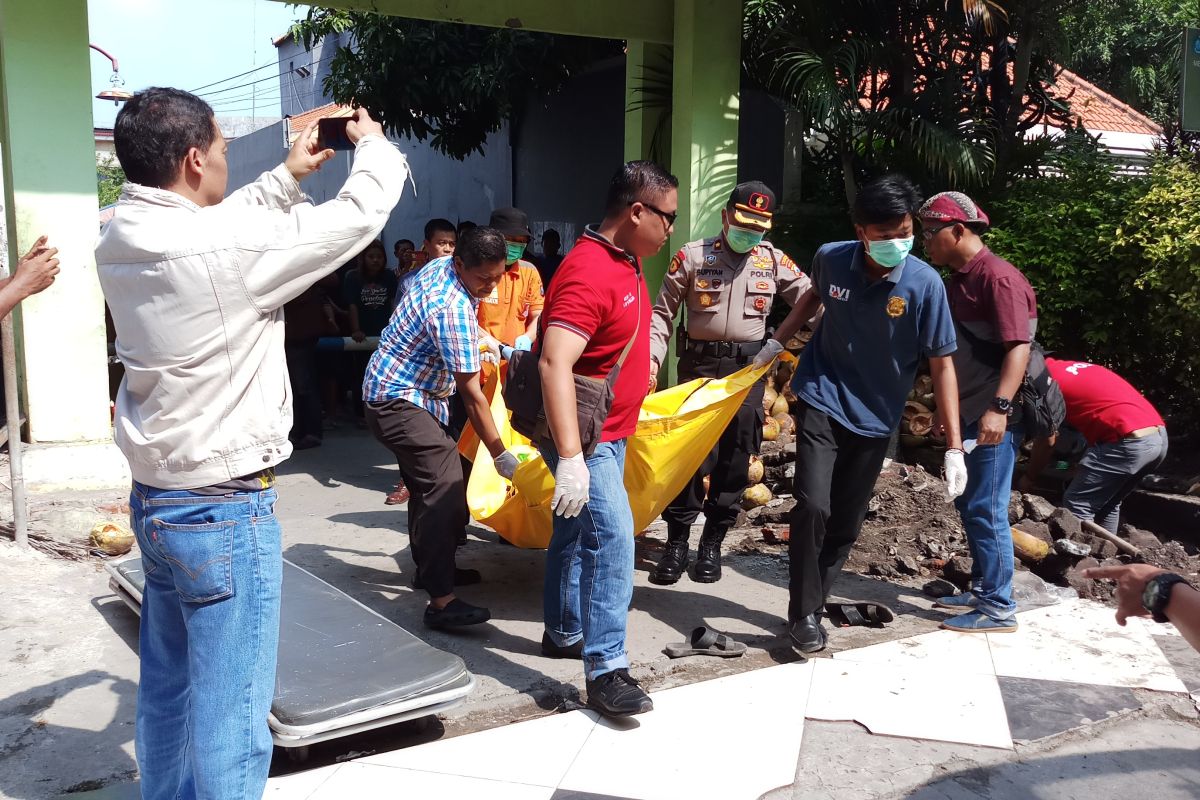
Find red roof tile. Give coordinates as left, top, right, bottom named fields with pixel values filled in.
left=285, top=102, right=353, bottom=144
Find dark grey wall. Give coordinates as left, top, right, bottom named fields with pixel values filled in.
left=513, top=58, right=626, bottom=255
left=513, top=63, right=786, bottom=255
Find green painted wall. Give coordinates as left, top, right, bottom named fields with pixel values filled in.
left=0, top=0, right=112, bottom=442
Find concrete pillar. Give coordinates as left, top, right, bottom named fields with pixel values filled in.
left=0, top=0, right=129, bottom=490
left=669, top=0, right=740, bottom=250
left=624, top=39, right=674, bottom=294
left=660, top=0, right=740, bottom=385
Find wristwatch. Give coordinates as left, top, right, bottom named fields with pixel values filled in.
left=990, top=396, right=1014, bottom=416
left=1142, top=572, right=1193, bottom=623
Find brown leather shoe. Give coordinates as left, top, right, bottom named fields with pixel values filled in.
left=385, top=482, right=410, bottom=505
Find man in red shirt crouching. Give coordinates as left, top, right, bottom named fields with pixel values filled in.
left=537, top=161, right=677, bottom=717
left=1021, top=359, right=1167, bottom=534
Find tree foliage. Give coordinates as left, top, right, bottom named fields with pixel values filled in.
left=743, top=0, right=1082, bottom=205
left=986, top=134, right=1200, bottom=418
left=1059, top=0, right=1190, bottom=124
left=291, top=10, right=615, bottom=160
left=97, top=159, right=125, bottom=207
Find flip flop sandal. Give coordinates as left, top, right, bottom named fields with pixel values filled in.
left=663, top=626, right=747, bottom=658
left=825, top=602, right=895, bottom=628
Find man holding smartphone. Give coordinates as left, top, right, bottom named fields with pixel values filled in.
left=97, top=89, right=408, bottom=800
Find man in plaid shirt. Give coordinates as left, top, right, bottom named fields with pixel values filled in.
left=365, top=226, right=519, bottom=630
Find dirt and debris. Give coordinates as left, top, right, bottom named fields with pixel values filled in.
left=731, top=441, right=1200, bottom=606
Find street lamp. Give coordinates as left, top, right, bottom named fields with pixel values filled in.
left=90, top=44, right=132, bottom=105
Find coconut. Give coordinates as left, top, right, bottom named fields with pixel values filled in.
left=906, top=413, right=934, bottom=436
left=770, top=394, right=790, bottom=417
left=903, top=400, right=932, bottom=417
left=89, top=520, right=134, bottom=557
left=742, top=483, right=773, bottom=509
left=762, top=416, right=781, bottom=442
left=774, top=412, right=797, bottom=436
left=762, top=386, right=779, bottom=413
left=748, top=455, right=764, bottom=484
left=914, top=373, right=934, bottom=395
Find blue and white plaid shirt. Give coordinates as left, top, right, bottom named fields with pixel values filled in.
left=363, top=256, right=481, bottom=424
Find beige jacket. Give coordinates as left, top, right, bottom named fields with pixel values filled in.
left=649, top=237, right=812, bottom=366
left=97, top=135, right=408, bottom=489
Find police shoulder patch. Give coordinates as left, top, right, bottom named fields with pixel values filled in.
left=669, top=251, right=684, bottom=275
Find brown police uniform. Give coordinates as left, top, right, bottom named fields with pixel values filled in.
left=647, top=184, right=812, bottom=584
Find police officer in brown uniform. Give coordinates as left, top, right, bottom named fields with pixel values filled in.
left=648, top=181, right=812, bottom=584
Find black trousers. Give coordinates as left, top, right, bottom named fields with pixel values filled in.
left=366, top=398, right=467, bottom=598
left=661, top=351, right=766, bottom=532
left=788, top=401, right=891, bottom=621
left=285, top=343, right=322, bottom=442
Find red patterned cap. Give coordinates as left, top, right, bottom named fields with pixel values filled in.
left=918, top=191, right=990, bottom=228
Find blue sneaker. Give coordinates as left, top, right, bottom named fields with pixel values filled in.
left=933, top=592, right=978, bottom=610
left=940, top=610, right=1018, bottom=633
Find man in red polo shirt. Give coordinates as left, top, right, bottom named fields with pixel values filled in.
left=1021, top=359, right=1167, bottom=534
left=536, top=160, right=676, bottom=718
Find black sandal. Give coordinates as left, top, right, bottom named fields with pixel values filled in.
left=663, top=626, right=747, bottom=658
left=423, top=598, right=491, bottom=630
left=825, top=602, right=895, bottom=628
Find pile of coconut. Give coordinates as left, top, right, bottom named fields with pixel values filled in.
left=741, top=333, right=808, bottom=511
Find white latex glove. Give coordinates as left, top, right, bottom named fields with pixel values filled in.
left=752, top=338, right=785, bottom=369
left=493, top=450, right=519, bottom=480
left=479, top=334, right=501, bottom=365
left=943, top=449, right=968, bottom=502
left=551, top=452, right=590, bottom=518
left=514, top=334, right=533, bottom=351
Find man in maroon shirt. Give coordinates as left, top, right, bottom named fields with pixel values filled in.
left=1022, top=359, right=1167, bottom=534
left=536, top=161, right=675, bottom=718
left=920, top=191, right=1037, bottom=634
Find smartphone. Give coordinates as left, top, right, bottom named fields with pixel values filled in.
left=317, top=117, right=354, bottom=151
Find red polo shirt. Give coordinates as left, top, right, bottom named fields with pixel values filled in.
left=540, top=228, right=651, bottom=441
left=1045, top=358, right=1164, bottom=444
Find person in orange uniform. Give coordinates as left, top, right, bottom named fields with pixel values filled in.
left=477, top=207, right=544, bottom=352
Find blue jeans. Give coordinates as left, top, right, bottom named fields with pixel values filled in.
left=539, top=439, right=634, bottom=681
left=953, top=424, right=1020, bottom=621
left=130, top=483, right=282, bottom=800
left=1065, top=428, right=1168, bottom=533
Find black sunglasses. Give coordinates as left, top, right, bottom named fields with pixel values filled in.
left=921, top=223, right=955, bottom=241
left=631, top=200, right=678, bottom=228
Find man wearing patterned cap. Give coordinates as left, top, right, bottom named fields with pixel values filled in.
left=647, top=181, right=813, bottom=585
left=919, top=190, right=1038, bottom=634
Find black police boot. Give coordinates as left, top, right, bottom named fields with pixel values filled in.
left=693, top=523, right=727, bottom=583
left=649, top=524, right=690, bottom=586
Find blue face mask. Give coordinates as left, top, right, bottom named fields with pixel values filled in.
left=505, top=241, right=527, bottom=266
left=866, top=237, right=914, bottom=269
left=725, top=225, right=765, bottom=254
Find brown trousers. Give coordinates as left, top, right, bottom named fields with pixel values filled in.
left=366, top=398, right=467, bottom=598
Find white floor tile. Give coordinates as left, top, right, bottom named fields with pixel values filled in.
left=264, top=765, right=341, bottom=799
left=833, top=629, right=996, bottom=676
left=356, top=708, right=598, bottom=787
left=806, top=659, right=1012, bottom=749
left=307, top=762, right=555, bottom=800
left=988, top=599, right=1187, bottom=693
left=558, top=662, right=813, bottom=800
